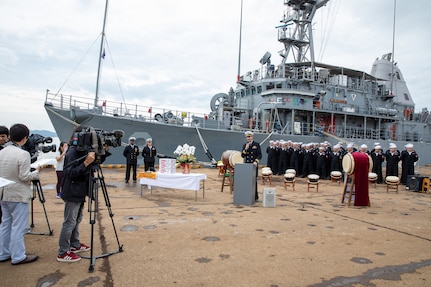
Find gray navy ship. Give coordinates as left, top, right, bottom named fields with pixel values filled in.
left=44, top=0, right=431, bottom=165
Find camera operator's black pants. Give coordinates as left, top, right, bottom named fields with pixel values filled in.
left=125, top=163, right=137, bottom=182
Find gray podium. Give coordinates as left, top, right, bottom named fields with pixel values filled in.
left=233, top=163, right=256, bottom=205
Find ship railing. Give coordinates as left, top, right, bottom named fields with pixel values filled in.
left=329, top=125, right=385, bottom=141
left=44, top=91, right=217, bottom=129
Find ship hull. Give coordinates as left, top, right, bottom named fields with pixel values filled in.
left=45, top=104, right=431, bottom=166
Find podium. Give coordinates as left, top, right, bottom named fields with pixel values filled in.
left=233, top=163, right=256, bottom=205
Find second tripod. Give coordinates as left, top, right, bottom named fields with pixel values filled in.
left=80, top=164, right=123, bottom=272
left=29, top=179, right=54, bottom=236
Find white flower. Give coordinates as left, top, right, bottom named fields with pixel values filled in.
left=173, top=143, right=196, bottom=162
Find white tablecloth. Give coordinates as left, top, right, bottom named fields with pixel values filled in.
left=140, top=172, right=207, bottom=200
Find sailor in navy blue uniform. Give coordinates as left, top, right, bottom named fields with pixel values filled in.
left=241, top=131, right=262, bottom=201
left=142, top=138, right=157, bottom=172
left=371, top=145, right=385, bottom=183
left=315, top=146, right=328, bottom=179
left=290, top=142, right=302, bottom=176
left=400, top=143, right=419, bottom=185
left=301, top=143, right=314, bottom=177
left=329, top=144, right=342, bottom=173
left=385, top=143, right=400, bottom=177
left=266, top=140, right=275, bottom=172
left=123, top=136, right=140, bottom=183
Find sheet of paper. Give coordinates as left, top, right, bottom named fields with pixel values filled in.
left=30, top=158, right=55, bottom=169
left=0, top=177, right=15, bottom=188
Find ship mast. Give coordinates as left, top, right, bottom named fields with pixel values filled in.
left=278, top=0, right=329, bottom=66
left=390, top=0, right=397, bottom=96
left=94, top=0, right=109, bottom=108
left=237, top=0, right=244, bottom=83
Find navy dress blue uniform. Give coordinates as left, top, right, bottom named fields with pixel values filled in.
left=123, top=137, right=140, bottom=183
left=241, top=131, right=262, bottom=201
left=266, top=143, right=275, bottom=172
left=271, top=145, right=280, bottom=175
left=301, top=146, right=314, bottom=177
left=385, top=148, right=401, bottom=177
left=371, top=148, right=385, bottom=183
left=315, top=150, right=328, bottom=179
left=400, top=145, right=419, bottom=185
left=278, top=146, right=289, bottom=175
left=142, top=139, right=157, bottom=172
left=329, top=150, right=343, bottom=172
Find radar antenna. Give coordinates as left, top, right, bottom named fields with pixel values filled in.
left=277, top=0, right=329, bottom=64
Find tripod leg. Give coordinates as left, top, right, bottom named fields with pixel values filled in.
left=35, top=180, right=54, bottom=235
left=29, top=180, right=53, bottom=236
left=30, top=182, right=36, bottom=228
left=82, top=165, right=123, bottom=273
left=87, top=174, right=98, bottom=273
left=97, top=168, right=123, bottom=251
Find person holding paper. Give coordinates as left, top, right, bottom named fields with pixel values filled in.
left=0, top=124, right=40, bottom=265
left=0, top=125, right=9, bottom=224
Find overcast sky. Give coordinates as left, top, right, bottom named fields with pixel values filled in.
left=1, top=0, right=430, bottom=132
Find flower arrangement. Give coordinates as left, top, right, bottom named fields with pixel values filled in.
left=173, top=143, right=196, bottom=164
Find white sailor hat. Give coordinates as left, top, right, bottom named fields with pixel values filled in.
left=406, top=143, right=414, bottom=148
left=129, top=136, right=136, bottom=141
left=319, top=146, right=325, bottom=150
left=347, top=143, right=354, bottom=148
left=360, top=144, right=367, bottom=149
left=245, top=131, right=254, bottom=137
left=389, top=143, right=396, bottom=148
left=375, top=145, right=381, bottom=150
left=333, top=144, right=340, bottom=149
left=146, top=138, right=152, bottom=142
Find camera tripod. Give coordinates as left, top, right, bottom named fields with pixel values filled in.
left=80, top=163, right=123, bottom=272
left=29, top=179, right=54, bottom=236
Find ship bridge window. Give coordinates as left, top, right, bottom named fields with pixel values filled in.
left=266, top=83, right=275, bottom=90
left=257, top=86, right=262, bottom=93
left=396, top=72, right=401, bottom=80
left=251, top=86, right=256, bottom=95
left=404, top=93, right=409, bottom=101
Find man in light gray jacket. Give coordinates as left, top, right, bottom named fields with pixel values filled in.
left=0, top=124, right=40, bottom=265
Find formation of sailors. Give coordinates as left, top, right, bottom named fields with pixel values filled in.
left=265, top=140, right=419, bottom=185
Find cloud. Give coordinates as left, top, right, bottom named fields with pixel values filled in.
left=0, top=0, right=430, bottom=132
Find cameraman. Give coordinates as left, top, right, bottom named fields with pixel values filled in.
left=57, top=126, right=95, bottom=262
left=0, top=124, right=40, bottom=265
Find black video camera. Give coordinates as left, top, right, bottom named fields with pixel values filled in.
left=72, top=127, right=124, bottom=157
left=23, top=134, right=57, bottom=163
